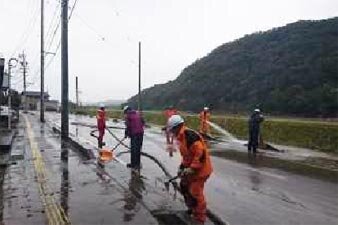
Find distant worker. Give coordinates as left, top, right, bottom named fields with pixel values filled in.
left=167, top=115, right=213, bottom=224
left=124, top=106, right=145, bottom=171
left=96, top=103, right=106, bottom=148
left=199, top=107, right=210, bottom=135
left=248, top=108, right=264, bottom=153
left=163, top=106, right=178, bottom=156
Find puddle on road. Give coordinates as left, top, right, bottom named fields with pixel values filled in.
left=151, top=212, right=187, bottom=225
left=211, top=150, right=338, bottom=183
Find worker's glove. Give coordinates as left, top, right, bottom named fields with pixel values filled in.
left=177, top=164, right=185, bottom=177
left=182, top=168, right=195, bottom=176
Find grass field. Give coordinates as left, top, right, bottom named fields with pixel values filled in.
left=73, top=108, right=338, bottom=154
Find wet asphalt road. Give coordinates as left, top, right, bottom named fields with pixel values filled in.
left=46, top=112, right=338, bottom=225
left=1, top=112, right=337, bottom=225
left=2, top=114, right=172, bottom=225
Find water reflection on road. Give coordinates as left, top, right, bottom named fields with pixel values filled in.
left=60, top=140, right=69, bottom=218
left=44, top=112, right=338, bottom=225
left=123, top=171, right=144, bottom=222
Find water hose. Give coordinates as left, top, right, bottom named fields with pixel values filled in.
left=105, top=127, right=227, bottom=225
left=114, top=151, right=227, bottom=225
left=105, top=127, right=131, bottom=150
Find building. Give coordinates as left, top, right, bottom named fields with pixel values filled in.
left=1, top=73, right=8, bottom=91
left=21, top=91, right=49, bottom=110
left=38, top=100, right=59, bottom=112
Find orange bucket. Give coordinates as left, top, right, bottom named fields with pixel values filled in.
left=99, top=148, right=113, bottom=162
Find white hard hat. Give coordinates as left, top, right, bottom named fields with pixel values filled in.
left=99, top=103, right=105, bottom=108
left=254, top=108, right=260, bottom=113
left=204, top=107, right=209, bottom=111
left=167, top=115, right=184, bottom=130
left=123, top=105, right=130, bottom=112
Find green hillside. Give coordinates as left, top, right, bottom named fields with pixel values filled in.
left=128, top=17, right=338, bottom=117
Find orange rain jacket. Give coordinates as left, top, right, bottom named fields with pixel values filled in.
left=96, top=109, right=106, bottom=130
left=199, top=110, right=210, bottom=134
left=176, top=125, right=213, bottom=178
left=176, top=125, right=213, bottom=223
left=164, top=108, right=178, bottom=121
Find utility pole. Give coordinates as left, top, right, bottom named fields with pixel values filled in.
left=75, top=76, right=79, bottom=108
left=20, top=51, right=28, bottom=113
left=61, top=0, right=69, bottom=139
left=8, top=58, right=18, bottom=130
left=138, top=41, right=142, bottom=111
left=40, top=0, right=45, bottom=122
left=0, top=58, right=4, bottom=109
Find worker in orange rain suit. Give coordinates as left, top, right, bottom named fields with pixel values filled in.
left=96, top=103, right=106, bottom=148
left=163, top=106, right=178, bottom=156
left=167, top=115, right=213, bottom=224
left=199, top=107, right=210, bottom=135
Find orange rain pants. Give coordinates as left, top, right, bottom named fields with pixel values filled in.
left=199, top=111, right=210, bottom=134
left=96, top=109, right=106, bottom=148
left=180, top=176, right=209, bottom=223
left=176, top=125, right=213, bottom=223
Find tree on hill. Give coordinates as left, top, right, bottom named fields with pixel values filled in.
left=128, top=17, right=338, bottom=117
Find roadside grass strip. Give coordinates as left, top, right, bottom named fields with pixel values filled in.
left=24, top=115, right=71, bottom=225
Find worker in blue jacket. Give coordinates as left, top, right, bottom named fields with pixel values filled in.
left=248, top=109, right=264, bottom=153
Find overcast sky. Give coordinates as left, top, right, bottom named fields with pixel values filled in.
left=0, top=0, right=337, bottom=103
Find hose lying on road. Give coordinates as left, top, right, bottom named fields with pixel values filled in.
left=114, top=151, right=227, bottom=225
left=115, top=150, right=173, bottom=178
left=71, top=121, right=125, bottom=129
left=100, top=126, right=228, bottom=225
left=105, top=127, right=131, bottom=150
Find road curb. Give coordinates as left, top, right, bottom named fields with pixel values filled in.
left=0, top=129, right=17, bottom=165
left=52, top=126, right=96, bottom=160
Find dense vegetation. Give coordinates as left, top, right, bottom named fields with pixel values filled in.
left=128, top=17, right=338, bottom=117
left=73, top=108, right=338, bottom=153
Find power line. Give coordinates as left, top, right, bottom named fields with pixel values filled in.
left=73, top=13, right=107, bottom=41
left=45, top=2, right=61, bottom=49
left=71, top=5, right=137, bottom=51
left=44, top=41, right=61, bottom=71
left=10, top=0, right=40, bottom=57
left=28, top=0, right=79, bottom=89
left=45, top=1, right=61, bottom=37
left=68, top=0, right=79, bottom=19
left=25, top=0, right=60, bottom=80
left=45, top=21, right=61, bottom=53
left=42, top=0, right=79, bottom=74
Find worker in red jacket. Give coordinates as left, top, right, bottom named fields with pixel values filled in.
left=96, top=103, right=106, bottom=148
left=124, top=106, right=145, bottom=171
left=163, top=106, right=178, bottom=156
left=199, top=107, right=210, bottom=135
left=167, top=115, right=213, bottom=224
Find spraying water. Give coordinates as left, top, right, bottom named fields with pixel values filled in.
left=207, top=121, right=241, bottom=143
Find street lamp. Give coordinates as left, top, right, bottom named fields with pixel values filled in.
left=8, top=58, right=18, bottom=130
